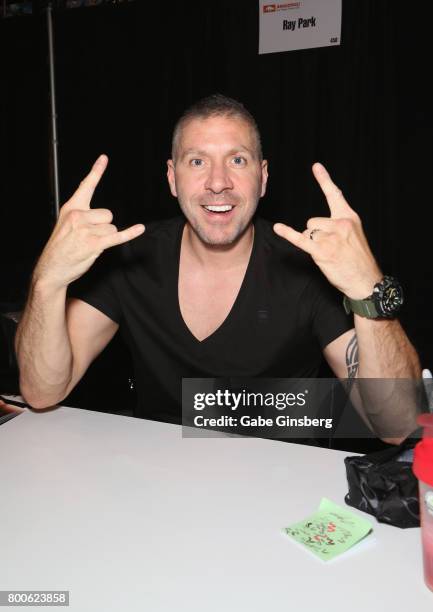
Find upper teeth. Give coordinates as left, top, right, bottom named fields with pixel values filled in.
left=204, top=205, right=233, bottom=212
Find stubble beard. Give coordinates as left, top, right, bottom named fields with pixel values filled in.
left=179, top=202, right=258, bottom=246
left=177, top=185, right=262, bottom=246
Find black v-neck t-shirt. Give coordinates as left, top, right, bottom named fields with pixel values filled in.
left=68, top=216, right=353, bottom=423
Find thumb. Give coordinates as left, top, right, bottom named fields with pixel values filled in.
left=273, top=223, right=314, bottom=254
left=99, top=223, right=145, bottom=250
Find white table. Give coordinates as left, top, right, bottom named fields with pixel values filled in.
left=1, top=406, right=431, bottom=611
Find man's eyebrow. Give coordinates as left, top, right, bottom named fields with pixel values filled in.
left=227, top=146, right=255, bottom=156
left=180, top=146, right=255, bottom=159
left=180, top=148, right=209, bottom=159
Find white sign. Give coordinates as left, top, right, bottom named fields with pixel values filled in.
left=259, top=0, right=342, bottom=55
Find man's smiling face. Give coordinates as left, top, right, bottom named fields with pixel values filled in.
left=167, top=114, right=268, bottom=246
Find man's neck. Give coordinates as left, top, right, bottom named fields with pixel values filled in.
left=182, top=222, right=255, bottom=271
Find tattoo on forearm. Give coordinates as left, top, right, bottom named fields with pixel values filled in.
left=346, top=334, right=359, bottom=378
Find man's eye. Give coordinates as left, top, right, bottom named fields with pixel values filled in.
left=232, top=156, right=246, bottom=166
left=190, top=159, right=203, bottom=167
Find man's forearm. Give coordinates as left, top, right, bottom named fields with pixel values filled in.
left=355, top=317, right=421, bottom=379
left=15, top=279, right=73, bottom=408
left=353, top=317, right=422, bottom=442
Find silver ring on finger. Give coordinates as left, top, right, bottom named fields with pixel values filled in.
left=309, top=228, right=321, bottom=240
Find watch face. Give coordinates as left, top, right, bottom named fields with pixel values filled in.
left=375, top=277, right=404, bottom=317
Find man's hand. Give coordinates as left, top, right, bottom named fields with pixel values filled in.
left=273, top=162, right=382, bottom=299
left=0, top=398, right=24, bottom=414
left=33, top=155, right=145, bottom=291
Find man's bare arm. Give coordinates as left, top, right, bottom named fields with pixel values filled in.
left=16, top=289, right=118, bottom=408
left=15, top=155, right=144, bottom=409
left=274, top=163, right=422, bottom=444
left=324, top=325, right=421, bottom=443
left=326, top=322, right=420, bottom=381
left=355, top=317, right=420, bottom=379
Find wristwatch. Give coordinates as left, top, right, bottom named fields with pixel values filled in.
left=343, top=276, right=404, bottom=319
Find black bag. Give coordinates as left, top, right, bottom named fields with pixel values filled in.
left=344, top=434, right=420, bottom=529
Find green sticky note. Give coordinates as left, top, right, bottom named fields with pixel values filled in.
left=283, top=497, right=373, bottom=561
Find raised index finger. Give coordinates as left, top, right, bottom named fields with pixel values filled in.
left=68, top=155, right=109, bottom=211
left=312, top=162, right=353, bottom=219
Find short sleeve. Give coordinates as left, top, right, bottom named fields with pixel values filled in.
left=307, top=273, right=354, bottom=349
left=67, top=250, right=122, bottom=324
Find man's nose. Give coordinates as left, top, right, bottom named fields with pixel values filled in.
left=204, top=162, right=234, bottom=193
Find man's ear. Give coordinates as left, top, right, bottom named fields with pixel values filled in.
left=167, top=159, right=177, bottom=197
left=260, top=159, right=268, bottom=197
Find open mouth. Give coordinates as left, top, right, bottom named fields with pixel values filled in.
left=201, top=204, right=235, bottom=216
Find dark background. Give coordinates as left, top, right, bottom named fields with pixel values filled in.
left=1, top=0, right=432, bottom=411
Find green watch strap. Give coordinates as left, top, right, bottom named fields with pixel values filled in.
left=343, top=295, right=380, bottom=318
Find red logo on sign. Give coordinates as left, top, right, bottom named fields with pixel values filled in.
left=263, top=2, right=300, bottom=12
